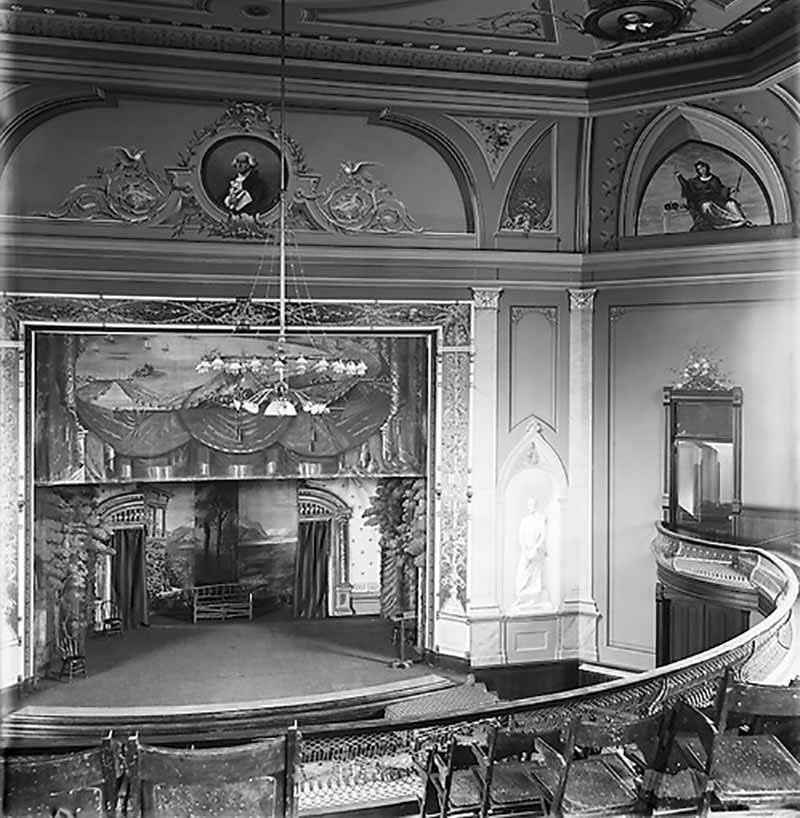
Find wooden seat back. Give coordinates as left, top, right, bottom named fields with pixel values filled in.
left=716, top=671, right=800, bottom=740
left=476, top=726, right=548, bottom=817
left=125, top=728, right=299, bottom=818
left=662, top=699, right=719, bottom=817
left=535, top=708, right=667, bottom=818
left=2, top=737, right=118, bottom=818
left=419, top=737, right=483, bottom=818
left=59, top=617, right=85, bottom=659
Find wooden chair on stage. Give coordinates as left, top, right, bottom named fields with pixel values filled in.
left=58, top=617, right=87, bottom=681
left=124, top=727, right=300, bottom=818
left=101, top=599, right=123, bottom=636
left=474, top=726, right=548, bottom=817
left=675, top=671, right=800, bottom=814
left=419, top=737, right=484, bottom=818
left=532, top=705, right=706, bottom=817
left=2, top=734, right=118, bottom=818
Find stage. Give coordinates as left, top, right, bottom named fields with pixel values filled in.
left=4, top=615, right=463, bottom=749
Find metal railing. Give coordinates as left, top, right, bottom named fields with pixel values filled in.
left=295, top=526, right=798, bottom=812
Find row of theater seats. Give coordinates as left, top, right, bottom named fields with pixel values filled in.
left=2, top=671, right=799, bottom=817
left=419, top=671, right=800, bottom=817
left=2, top=728, right=300, bottom=818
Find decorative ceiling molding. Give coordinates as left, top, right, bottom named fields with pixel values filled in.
left=447, top=116, right=535, bottom=182
left=306, top=0, right=557, bottom=43
left=0, top=0, right=795, bottom=100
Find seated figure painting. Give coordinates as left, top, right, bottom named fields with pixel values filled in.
left=675, top=160, right=754, bottom=231
left=637, top=142, right=771, bottom=236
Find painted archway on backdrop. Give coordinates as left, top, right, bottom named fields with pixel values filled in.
left=297, top=483, right=353, bottom=617
left=96, top=491, right=149, bottom=632
left=497, top=424, right=567, bottom=615
left=620, top=105, right=791, bottom=237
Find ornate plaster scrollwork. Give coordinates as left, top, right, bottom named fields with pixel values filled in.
left=450, top=117, right=533, bottom=181
left=43, top=101, right=424, bottom=240
left=472, top=287, right=503, bottom=311
left=297, top=161, right=423, bottom=234
left=47, top=147, right=180, bottom=224
left=568, top=288, right=597, bottom=311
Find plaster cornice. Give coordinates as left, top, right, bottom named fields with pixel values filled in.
left=3, top=224, right=797, bottom=292
left=0, top=2, right=796, bottom=113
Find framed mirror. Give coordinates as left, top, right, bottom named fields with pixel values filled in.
left=663, top=387, right=742, bottom=537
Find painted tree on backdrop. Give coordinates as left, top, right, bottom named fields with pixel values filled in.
left=363, top=477, right=426, bottom=617
left=195, top=483, right=239, bottom=583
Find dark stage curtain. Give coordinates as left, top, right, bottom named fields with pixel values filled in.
left=294, top=520, right=330, bottom=619
left=112, top=528, right=149, bottom=630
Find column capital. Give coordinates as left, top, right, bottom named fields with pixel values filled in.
left=471, top=287, right=503, bottom=311
left=568, top=288, right=598, bottom=312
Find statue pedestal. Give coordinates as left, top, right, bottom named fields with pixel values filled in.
left=502, top=610, right=559, bottom=664
left=557, top=599, right=600, bottom=662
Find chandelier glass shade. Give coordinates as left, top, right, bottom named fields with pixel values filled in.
left=194, top=344, right=369, bottom=416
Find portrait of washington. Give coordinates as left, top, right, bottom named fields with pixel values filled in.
left=200, top=136, right=282, bottom=217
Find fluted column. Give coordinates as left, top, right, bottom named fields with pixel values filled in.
left=559, top=288, right=599, bottom=661
left=467, top=287, right=503, bottom=665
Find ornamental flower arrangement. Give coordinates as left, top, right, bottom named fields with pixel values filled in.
left=672, top=345, right=731, bottom=390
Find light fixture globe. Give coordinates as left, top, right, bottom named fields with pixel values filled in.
left=583, top=0, right=691, bottom=41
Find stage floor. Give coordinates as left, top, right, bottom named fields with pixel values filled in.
left=24, top=614, right=448, bottom=709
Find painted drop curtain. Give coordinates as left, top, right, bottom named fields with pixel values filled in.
left=111, top=528, right=149, bottom=630
left=294, top=520, right=330, bottom=619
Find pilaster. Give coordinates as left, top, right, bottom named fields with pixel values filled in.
left=559, top=288, right=599, bottom=661
left=467, top=287, right=503, bottom=665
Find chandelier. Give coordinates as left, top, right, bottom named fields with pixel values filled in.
left=194, top=0, right=366, bottom=417
left=195, top=349, right=368, bottom=416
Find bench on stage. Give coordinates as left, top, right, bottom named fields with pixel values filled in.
left=191, top=582, right=254, bottom=623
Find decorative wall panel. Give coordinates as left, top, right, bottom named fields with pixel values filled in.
left=509, top=306, right=557, bottom=430
left=437, top=347, right=471, bottom=612
left=601, top=296, right=799, bottom=668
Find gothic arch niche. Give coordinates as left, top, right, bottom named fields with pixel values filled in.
left=620, top=105, right=791, bottom=237
left=297, top=482, right=354, bottom=617
left=497, top=427, right=566, bottom=614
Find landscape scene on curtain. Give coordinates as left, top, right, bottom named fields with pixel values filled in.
left=34, top=331, right=429, bottom=485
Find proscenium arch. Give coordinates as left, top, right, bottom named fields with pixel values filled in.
left=619, top=105, right=792, bottom=237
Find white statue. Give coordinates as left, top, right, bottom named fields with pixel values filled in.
left=513, top=497, right=550, bottom=611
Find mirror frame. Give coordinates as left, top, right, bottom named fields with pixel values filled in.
left=662, top=386, right=742, bottom=537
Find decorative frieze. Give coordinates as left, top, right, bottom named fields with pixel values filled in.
left=44, top=101, right=423, bottom=240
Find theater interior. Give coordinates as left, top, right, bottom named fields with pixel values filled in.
left=0, top=0, right=799, bottom=814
